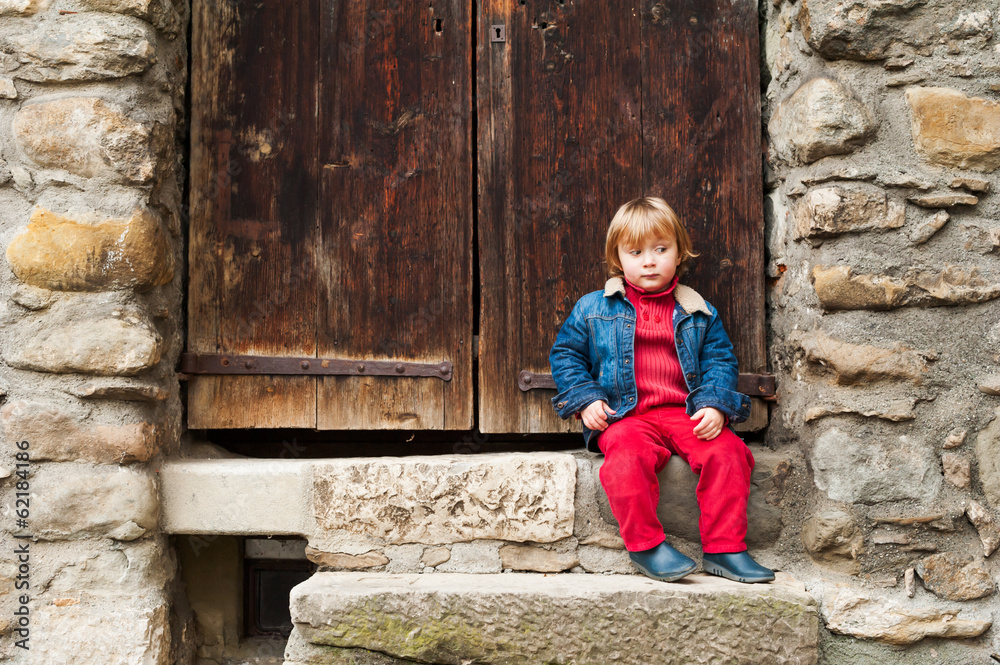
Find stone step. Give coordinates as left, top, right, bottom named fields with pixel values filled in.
left=284, top=571, right=819, bottom=665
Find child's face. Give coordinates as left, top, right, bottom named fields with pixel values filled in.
left=617, top=234, right=682, bottom=293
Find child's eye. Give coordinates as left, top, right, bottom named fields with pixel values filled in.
left=629, top=249, right=641, bottom=256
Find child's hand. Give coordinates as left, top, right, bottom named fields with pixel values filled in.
left=691, top=407, right=725, bottom=440
left=581, top=400, right=616, bottom=431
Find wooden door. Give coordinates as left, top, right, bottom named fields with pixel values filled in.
left=188, top=0, right=473, bottom=429
left=477, top=1, right=765, bottom=433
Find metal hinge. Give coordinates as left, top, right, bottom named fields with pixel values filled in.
left=180, top=353, right=453, bottom=381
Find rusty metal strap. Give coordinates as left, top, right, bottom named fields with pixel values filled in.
left=181, top=353, right=453, bottom=381
left=518, top=370, right=776, bottom=397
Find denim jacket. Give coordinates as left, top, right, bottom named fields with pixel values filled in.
left=549, top=276, right=752, bottom=452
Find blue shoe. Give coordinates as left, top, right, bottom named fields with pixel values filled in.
left=629, top=541, right=697, bottom=582
left=702, top=551, right=775, bottom=583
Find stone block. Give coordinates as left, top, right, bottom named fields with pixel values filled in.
left=0, top=0, right=36, bottom=14
left=966, top=501, right=1000, bottom=557
left=941, top=453, right=970, bottom=489
left=768, top=77, right=875, bottom=165
left=801, top=507, right=863, bottom=574
left=791, top=331, right=931, bottom=385
left=794, top=183, right=904, bottom=239
left=435, top=541, right=502, bottom=574
left=31, top=601, right=170, bottom=665
left=159, top=458, right=314, bottom=536
left=290, top=572, right=819, bottom=665
left=305, top=548, right=389, bottom=571
left=907, top=87, right=1000, bottom=172
left=311, top=453, right=576, bottom=545
left=5, top=303, right=164, bottom=376
left=34, top=537, right=174, bottom=597
left=572, top=457, right=624, bottom=549
left=798, top=0, right=927, bottom=60
left=804, top=397, right=917, bottom=422
left=915, top=552, right=994, bottom=601
left=908, top=192, right=978, bottom=207
left=66, top=0, right=182, bottom=37
left=576, top=545, right=633, bottom=574
left=420, top=546, right=450, bottom=568
left=2, top=400, right=161, bottom=463
left=31, top=463, right=159, bottom=540
left=810, top=427, right=940, bottom=504
left=7, top=207, right=174, bottom=292
left=13, top=97, right=160, bottom=183
left=975, top=408, right=1000, bottom=509
left=499, top=544, right=579, bottom=573
left=909, top=210, right=949, bottom=244
left=821, top=585, right=991, bottom=645
left=812, top=264, right=1000, bottom=310
left=9, top=13, right=156, bottom=82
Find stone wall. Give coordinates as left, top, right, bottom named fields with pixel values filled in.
left=0, top=0, right=189, bottom=662
left=762, top=0, right=1000, bottom=660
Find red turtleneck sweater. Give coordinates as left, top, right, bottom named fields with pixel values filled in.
left=624, top=276, right=689, bottom=415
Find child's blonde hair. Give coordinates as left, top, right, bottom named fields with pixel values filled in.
left=605, top=197, right=699, bottom=277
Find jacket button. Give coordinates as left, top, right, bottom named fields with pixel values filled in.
left=624, top=359, right=629, bottom=364
left=686, top=373, right=695, bottom=380
left=557, top=401, right=567, bottom=408
left=629, top=397, right=634, bottom=402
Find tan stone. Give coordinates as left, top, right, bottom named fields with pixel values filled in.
left=822, top=585, right=991, bottom=645
left=907, top=87, right=1000, bottom=172
left=909, top=210, right=949, bottom=245
left=312, top=454, right=576, bottom=545
left=812, top=264, right=1000, bottom=310
left=804, top=399, right=916, bottom=422
left=10, top=14, right=156, bottom=82
left=420, top=546, right=451, bottom=568
left=801, top=507, right=863, bottom=574
left=904, top=568, right=915, bottom=597
left=67, top=378, right=168, bottom=402
left=1, top=400, right=161, bottom=463
left=31, top=463, right=159, bottom=541
left=908, top=192, right=978, bottom=207
left=978, top=373, right=1000, bottom=395
left=941, top=453, right=970, bottom=489
left=6, top=313, right=164, bottom=376
left=0, top=76, right=16, bottom=98
left=305, top=547, right=389, bottom=571
left=799, top=0, right=930, bottom=61
left=944, top=428, right=967, bottom=449
left=499, top=544, right=579, bottom=573
left=7, top=207, right=173, bottom=292
left=31, top=601, right=170, bottom=665
left=794, top=183, right=904, bottom=239
left=950, top=176, right=990, bottom=193
left=966, top=501, right=1000, bottom=557
left=975, top=408, right=1000, bottom=509
left=13, top=97, right=159, bottom=183
left=915, top=552, right=994, bottom=601
left=768, top=77, right=876, bottom=165
left=791, top=330, right=930, bottom=385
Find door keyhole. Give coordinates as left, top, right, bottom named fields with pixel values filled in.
left=491, top=24, right=506, bottom=42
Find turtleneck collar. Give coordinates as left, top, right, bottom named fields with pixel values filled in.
left=624, top=274, right=679, bottom=298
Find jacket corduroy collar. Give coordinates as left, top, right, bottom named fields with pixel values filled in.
left=603, top=275, right=711, bottom=316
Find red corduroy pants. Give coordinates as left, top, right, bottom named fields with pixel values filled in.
left=596, top=405, right=754, bottom=553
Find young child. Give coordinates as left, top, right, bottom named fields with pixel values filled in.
left=549, top=196, right=773, bottom=584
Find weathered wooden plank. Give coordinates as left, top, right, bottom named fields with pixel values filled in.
left=641, top=0, right=766, bottom=373
left=478, top=1, right=643, bottom=433
left=316, top=0, right=473, bottom=429
left=188, top=0, right=320, bottom=428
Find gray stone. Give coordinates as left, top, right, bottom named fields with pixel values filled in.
left=285, top=630, right=422, bottom=664
left=915, top=552, right=994, bottom=600
left=878, top=171, right=934, bottom=190
left=810, top=428, right=940, bottom=504
left=941, top=453, right=970, bottom=489
left=31, top=602, right=171, bottom=665
left=905, top=568, right=915, bottom=597
left=572, top=457, right=625, bottom=549
left=909, top=210, right=949, bottom=245
left=812, top=264, right=1000, bottom=310
left=312, top=454, right=576, bottom=545
left=64, top=0, right=182, bottom=37
left=383, top=545, right=424, bottom=574
left=0, top=75, right=15, bottom=98
left=950, top=176, right=990, bottom=193
left=13, top=97, right=161, bottom=183
left=435, top=541, right=502, bottom=574
left=821, top=585, right=991, bottom=645
left=290, top=572, right=819, bottom=665
left=30, top=463, right=159, bottom=541
left=420, top=546, right=451, bottom=568
left=5, top=306, right=164, bottom=376
left=965, top=501, right=1000, bottom=557
left=36, top=537, right=174, bottom=597
left=577, top=545, right=633, bottom=574
left=804, top=397, right=917, bottom=422
left=886, top=71, right=927, bottom=87
left=11, top=284, right=53, bottom=311
left=768, top=77, right=876, bottom=165
left=791, top=330, right=931, bottom=385
left=798, top=0, right=929, bottom=60
left=976, top=409, right=1000, bottom=509
left=801, top=507, right=863, bottom=574
left=499, top=544, right=579, bottom=573
left=7, top=14, right=156, bottom=82
left=794, top=183, right=904, bottom=239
